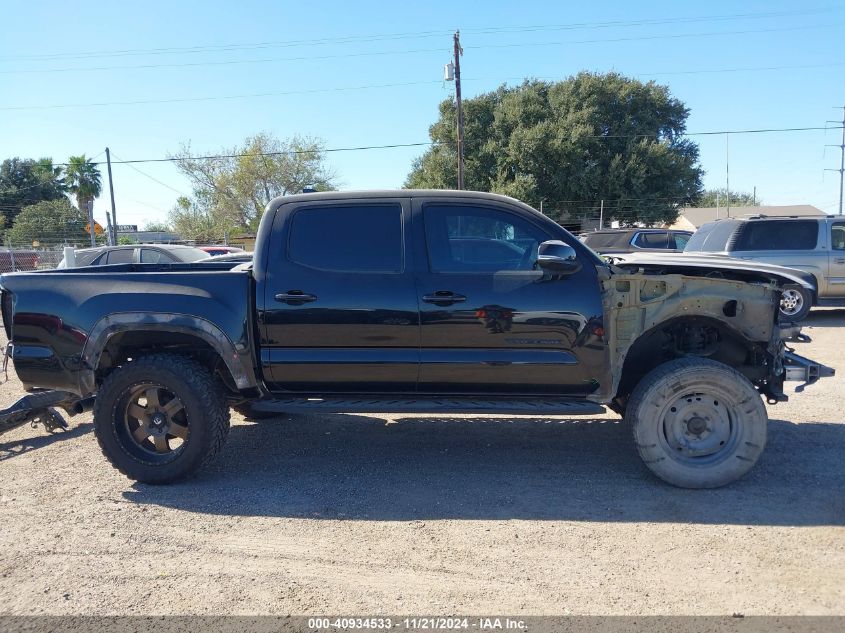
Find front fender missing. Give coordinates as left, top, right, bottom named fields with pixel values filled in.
left=79, top=312, right=255, bottom=395
left=593, top=274, right=778, bottom=404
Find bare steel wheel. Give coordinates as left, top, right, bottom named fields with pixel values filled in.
left=659, top=392, right=737, bottom=465
left=94, top=354, right=230, bottom=484
left=626, top=357, right=768, bottom=488
left=118, top=383, right=190, bottom=462
left=778, top=285, right=812, bottom=322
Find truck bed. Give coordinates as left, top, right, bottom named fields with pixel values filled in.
left=0, top=263, right=255, bottom=395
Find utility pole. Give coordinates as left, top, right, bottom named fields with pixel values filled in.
left=86, top=200, right=96, bottom=247
left=105, top=148, right=118, bottom=244
left=105, top=210, right=114, bottom=247
left=450, top=31, right=465, bottom=190
left=826, top=106, right=845, bottom=216
left=599, top=200, right=604, bottom=229
left=725, top=133, right=731, bottom=218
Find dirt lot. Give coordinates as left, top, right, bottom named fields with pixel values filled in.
left=0, top=312, right=843, bottom=616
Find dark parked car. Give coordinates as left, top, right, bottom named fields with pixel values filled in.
left=202, top=251, right=253, bottom=264
left=581, top=228, right=693, bottom=254
left=197, top=245, right=245, bottom=257
left=57, top=244, right=210, bottom=268
left=0, top=190, right=832, bottom=488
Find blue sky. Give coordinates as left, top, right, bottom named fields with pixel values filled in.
left=1, top=0, right=843, bottom=228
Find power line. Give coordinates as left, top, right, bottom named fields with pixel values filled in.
left=3, top=22, right=838, bottom=75
left=5, top=7, right=834, bottom=62
left=684, top=125, right=842, bottom=137
left=51, top=142, right=435, bottom=167
left=5, top=62, right=844, bottom=112
left=641, top=61, right=845, bottom=77
left=0, top=80, right=445, bottom=111
left=464, top=23, right=842, bottom=54
left=2, top=126, right=841, bottom=179
left=110, top=152, right=188, bottom=195
left=36, top=126, right=841, bottom=168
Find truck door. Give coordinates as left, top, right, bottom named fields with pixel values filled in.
left=412, top=198, right=605, bottom=395
left=260, top=197, right=420, bottom=393
left=828, top=220, right=845, bottom=298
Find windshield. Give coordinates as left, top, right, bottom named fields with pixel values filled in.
left=170, top=247, right=212, bottom=262
left=684, top=221, right=738, bottom=252
left=583, top=232, right=629, bottom=248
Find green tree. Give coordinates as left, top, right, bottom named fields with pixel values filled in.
left=697, top=188, right=760, bottom=208
left=171, top=132, right=337, bottom=232
left=7, top=198, right=88, bottom=247
left=406, top=72, right=703, bottom=226
left=64, top=155, right=102, bottom=212
left=0, top=157, right=66, bottom=229
left=142, top=221, right=171, bottom=232
left=168, top=195, right=234, bottom=243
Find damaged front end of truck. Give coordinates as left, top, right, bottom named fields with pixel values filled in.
left=595, top=254, right=834, bottom=412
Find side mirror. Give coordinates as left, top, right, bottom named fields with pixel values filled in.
left=538, top=240, right=581, bottom=275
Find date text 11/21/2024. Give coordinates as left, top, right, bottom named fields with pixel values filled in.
left=307, top=617, right=527, bottom=630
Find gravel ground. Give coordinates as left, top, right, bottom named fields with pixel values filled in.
left=0, top=312, right=843, bottom=616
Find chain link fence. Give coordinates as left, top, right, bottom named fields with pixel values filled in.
left=1, top=234, right=254, bottom=274
left=1, top=244, right=73, bottom=273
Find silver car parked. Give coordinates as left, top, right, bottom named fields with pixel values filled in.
left=684, top=215, right=845, bottom=321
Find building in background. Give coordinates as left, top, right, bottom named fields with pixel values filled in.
left=668, top=205, right=826, bottom=231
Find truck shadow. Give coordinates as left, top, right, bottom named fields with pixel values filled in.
left=805, top=308, right=845, bottom=327
left=123, top=414, right=845, bottom=526
left=0, top=422, right=92, bottom=461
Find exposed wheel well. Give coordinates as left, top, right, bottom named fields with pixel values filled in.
left=96, top=330, right=241, bottom=395
left=614, top=315, right=767, bottom=408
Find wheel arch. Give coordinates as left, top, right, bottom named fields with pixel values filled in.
left=80, top=312, right=257, bottom=396
left=613, top=313, right=764, bottom=406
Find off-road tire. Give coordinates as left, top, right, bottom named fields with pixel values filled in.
left=778, top=284, right=812, bottom=323
left=93, top=354, right=230, bottom=484
left=626, top=357, right=768, bottom=488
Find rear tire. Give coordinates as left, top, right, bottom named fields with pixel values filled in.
left=626, top=358, right=767, bottom=488
left=93, top=354, right=230, bottom=484
left=778, top=285, right=812, bottom=322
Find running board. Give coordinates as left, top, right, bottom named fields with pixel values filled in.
left=251, top=396, right=605, bottom=416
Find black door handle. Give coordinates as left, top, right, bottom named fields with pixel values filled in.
left=275, top=291, right=317, bottom=304
left=422, top=291, right=467, bottom=305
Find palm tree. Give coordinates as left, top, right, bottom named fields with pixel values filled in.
left=65, top=155, right=102, bottom=211
left=33, top=157, right=67, bottom=195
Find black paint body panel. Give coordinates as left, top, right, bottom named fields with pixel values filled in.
left=1, top=190, right=612, bottom=399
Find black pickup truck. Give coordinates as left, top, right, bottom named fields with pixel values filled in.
left=0, top=190, right=834, bottom=488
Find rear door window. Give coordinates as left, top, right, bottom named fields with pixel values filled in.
left=672, top=233, right=691, bottom=250
left=734, top=220, right=818, bottom=251
left=104, top=249, right=134, bottom=264
left=633, top=232, right=670, bottom=249
left=831, top=223, right=845, bottom=250
left=288, top=204, right=403, bottom=273
left=140, top=249, right=176, bottom=263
